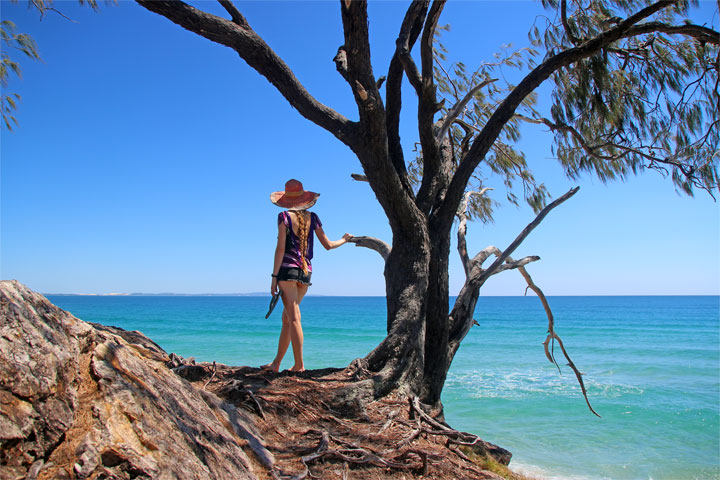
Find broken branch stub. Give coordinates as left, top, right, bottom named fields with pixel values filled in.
left=347, top=236, right=391, bottom=261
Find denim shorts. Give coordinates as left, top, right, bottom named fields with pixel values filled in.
left=276, top=266, right=312, bottom=285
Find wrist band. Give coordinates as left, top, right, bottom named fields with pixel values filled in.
left=271, top=274, right=278, bottom=278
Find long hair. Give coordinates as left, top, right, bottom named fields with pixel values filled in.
left=293, top=209, right=310, bottom=274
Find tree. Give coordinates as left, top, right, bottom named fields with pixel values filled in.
left=1, top=19, right=39, bottom=130
left=1, top=0, right=99, bottom=130
left=135, top=0, right=718, bottom=415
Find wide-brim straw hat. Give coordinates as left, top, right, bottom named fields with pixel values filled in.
left=270, top=179, right=320, bottom=210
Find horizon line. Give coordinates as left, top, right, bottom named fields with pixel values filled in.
left=43, top=292, right=720, bottom=297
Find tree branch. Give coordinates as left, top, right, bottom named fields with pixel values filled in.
left=347, top=236, right=391, bottom=261
left=386, top=0, right=429, bottom=196
left=136, top=0, right=357, bottom=148
left=350, top=173, right=369, bottom=182
left=516, top=266, right=601, bottom=417
left=435, top=0, right=681, bottom=232
left=420, top=0, right=444, bottom=90
left=216, top=0, right=249, bottom=28
left=450, top=237, right=600, bottom=416
left=472, top=187, right=579, bottom=287
left=622, top=22, right=720, bottom=45
left=435, top=78, right=498, bottom=143
left=469, top=249, right=601, bottom=417
left=396, top=43, right=423, bottom=96
left=561, top=0, right=581, bottom=45
left=470, top=245, right=501, bottom=267
left=456, top=188, right=493, bottom=276
left=465, top=253, right=543, bottom=285
left=339, top=0, right=383, bottom=115
left=448, top=187, right=577, bottom=360
left=415, top=0, right=447, bottom=214
left=485, top=255, right=540, bottom=275
left=337, top=0, right=425, bottom=236
left=516, top=113, right=717, bottom=188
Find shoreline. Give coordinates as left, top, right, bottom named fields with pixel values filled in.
left=41, top=292, right=720, bottom=480
left=43, top=292, right=720, bottom=297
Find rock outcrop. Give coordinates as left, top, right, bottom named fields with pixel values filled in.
left=0, top=280, right=269, bottom=480
left=1, top=280, right=516, bottom=480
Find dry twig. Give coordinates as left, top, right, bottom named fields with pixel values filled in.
left=202, top=361, right=217, bottom=390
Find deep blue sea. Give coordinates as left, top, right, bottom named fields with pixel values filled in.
left=47, top=295, right=719, bottom=480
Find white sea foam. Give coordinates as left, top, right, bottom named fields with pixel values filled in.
left=445, top=368, right=645, bottom=400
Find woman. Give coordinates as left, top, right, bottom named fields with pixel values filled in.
left=261, top=179, right=352, bottom=373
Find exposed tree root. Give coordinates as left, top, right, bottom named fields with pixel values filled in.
left=174, top=363, right=529, bottom=480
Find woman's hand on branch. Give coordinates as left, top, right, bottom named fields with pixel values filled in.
left=335, top=233, right=353, bottom=248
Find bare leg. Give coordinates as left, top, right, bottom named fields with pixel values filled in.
left=261, top=310, right=291, bottom=372
left=263, top=281, right=308, bottom=372
left=285, top=282, right=309, bottom=372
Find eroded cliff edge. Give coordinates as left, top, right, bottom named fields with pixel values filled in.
left=0, top=280, right=271, bottom=480
left=0, top=280, right=515, bottom=480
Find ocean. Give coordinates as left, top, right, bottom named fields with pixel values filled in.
left=46, top=294, right=719, bottom=480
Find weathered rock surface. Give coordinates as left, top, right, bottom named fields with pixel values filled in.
left=0, top=280, right=269, bottom=480
left=1, top=280, right=518, bottom=480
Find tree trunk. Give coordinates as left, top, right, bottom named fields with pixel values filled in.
left=359, top=233, right=428, bottom=396
left=359, top=208, right=458, bottom=409
left=420, top=225, right=452, bottom=407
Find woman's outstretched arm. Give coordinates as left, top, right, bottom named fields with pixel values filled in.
left=315, top=225, right=352, bottom=250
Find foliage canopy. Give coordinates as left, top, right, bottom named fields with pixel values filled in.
left=419, top=0, right=718, bottom=224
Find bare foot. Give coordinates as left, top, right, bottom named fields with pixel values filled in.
left=288, top=366, right=305, bottom=372
left=260, top=363, right=279, bottom=372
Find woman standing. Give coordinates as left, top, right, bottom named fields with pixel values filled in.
left=261, top=179, right=352, bottom=372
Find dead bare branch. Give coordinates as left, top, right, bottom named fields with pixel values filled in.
left=514, top=266, right=602, bottom=417
left=471, top=245, right=501, bottom=267
left=347, top=236, right=391, bottom=261
left=465, top=244, right=601, bottom=418
left=202, top=361, right=217, bottom=390
left=487, top=255, right=540, bottom=275
left=396, top=429, right=422, bottom=449
left=302, top=447, right=410, bottom=469
left=449, top=186, right=581, bottom=397
left=456, top=188, right=493, bottom=275
left=472, top=187, right=579, bottom=287
left=350, top=173, right=368, bottom=182
left=242, top=383, right=266, bottom=419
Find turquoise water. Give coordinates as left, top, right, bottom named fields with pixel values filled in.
left=47, top=295, right=719, bottom=480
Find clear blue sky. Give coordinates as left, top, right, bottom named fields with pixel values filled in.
left=1, top=0, right=718, bottom=296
